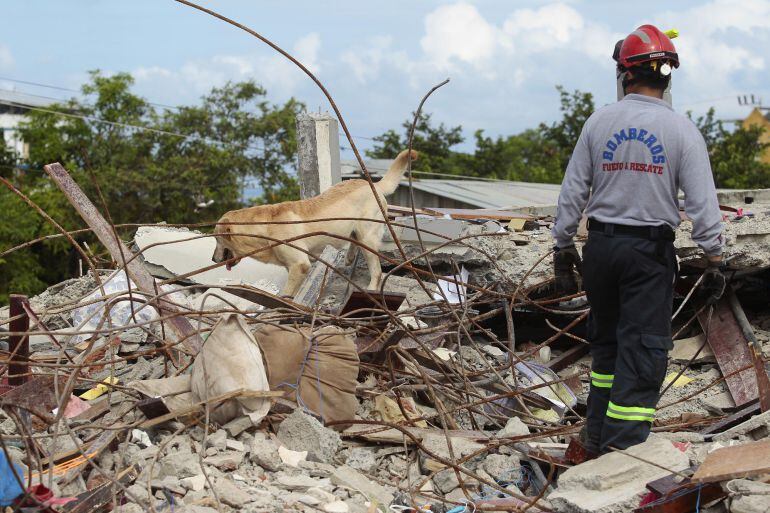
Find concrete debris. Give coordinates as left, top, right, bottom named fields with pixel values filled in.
left=549, top=436, right=690, bottom=513
left=203, top=450, right=244, bottom=471
left=726, top=479, right=770, bottom=513
left=213, top=477, right=252, bottom=508
left=277, top=410, right=341, bottom=464
left=483, top=453, right=521, bottom=482
left=331, top=465, right=395, bottom=508
left=5, top=175, right=770, bottom=512
left=279, top=445, right=308, bottom=467
left=345, top=447, right=378, bottom=472
left=159, top=450, right=203, bottom=479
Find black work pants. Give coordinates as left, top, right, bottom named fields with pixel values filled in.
left=582, top=229, right=676, bottom=453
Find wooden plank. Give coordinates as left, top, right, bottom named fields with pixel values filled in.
left=43, top=163, right=203, bottom=353
left=387, top=205, right=430, bottom=218
left=422, top=207, right=534, bottom=221
left=692, top=439, right=770, bottom=483
left=697, top=297, right=758, bottom=407
left=62, top=464, right=140, bottom=513
left=545, top=344, right=589, bottom=373
left=700, top=401, right=760, bottom=436
left=635, top=483, right=724, bottom=513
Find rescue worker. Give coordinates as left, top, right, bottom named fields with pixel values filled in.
left=551, top=25, right=726, bottom=455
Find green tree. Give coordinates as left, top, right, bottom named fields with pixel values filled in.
left=690, top=108, right=770, bottom=189
left=366, top=112, right=472, bottom=176
left=0, top=136, right=53, bottom=303
left=472, top=128, right=563, bottom=183
left=538, top=86, right=595, bottom=172
left=0, top=71, right=303, bottom=303
left=366, top=87, right=594, bottom=183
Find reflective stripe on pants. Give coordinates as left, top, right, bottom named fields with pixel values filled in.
left=606, top=401, right=655, bottom=423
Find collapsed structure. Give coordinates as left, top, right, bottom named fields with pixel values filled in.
left=1, top=162, right=770, bottom=513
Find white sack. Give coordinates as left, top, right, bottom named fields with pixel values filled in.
left=190, top=313, right=270, bottom=425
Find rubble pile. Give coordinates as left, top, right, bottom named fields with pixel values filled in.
left=1, top=169, right=770, bottom=513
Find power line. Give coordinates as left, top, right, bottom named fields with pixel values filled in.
left=0, top=75, right=179, bottom=111
left=0, top=98, right=266, bottom=153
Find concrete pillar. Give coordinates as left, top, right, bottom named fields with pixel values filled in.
left=296, top=112, right=341, bottom=199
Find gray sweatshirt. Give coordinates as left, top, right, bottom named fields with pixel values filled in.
left=552, top=94, right=724, bottom=256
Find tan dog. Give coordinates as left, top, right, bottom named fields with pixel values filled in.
left=212, top=149, right=418, bottom=296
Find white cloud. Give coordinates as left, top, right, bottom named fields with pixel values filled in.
left=0, top=44, right=14, bottom=70
left=502, top=4, right=585, bottom=51
left=420, top=3, right=503, bottom=69
left=342, top=36, right=393, bottom=83
left=133, top=33, right=322, bottom=100
left=414, top=2, right=620, bottom=79
left=654, top=0, right=770, bottom=96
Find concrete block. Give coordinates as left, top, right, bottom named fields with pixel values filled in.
left=223, top=415, right=253, bottom=438
left=549, top=436, right=690, bottom=513
left=498, top=417, right=530, bottom=438
left=296, top=112, right=341, bottom=199
left=277, top=410, right=341, bottom=464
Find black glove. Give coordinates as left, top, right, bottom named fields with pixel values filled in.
left=553, top=245, right=583, bottom=296
left=702, top=263, right=726, bottom=306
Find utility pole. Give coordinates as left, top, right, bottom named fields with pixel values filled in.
left=296, top=112, right=341, bottom=199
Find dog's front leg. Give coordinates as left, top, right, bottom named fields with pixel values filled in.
left=282, top=261, right=311, bottom=296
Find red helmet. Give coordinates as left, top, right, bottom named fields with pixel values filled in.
left=615, top=24, right=679, bottom=70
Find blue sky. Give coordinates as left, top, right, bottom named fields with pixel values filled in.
left=1, top=0, right=768, bottom=157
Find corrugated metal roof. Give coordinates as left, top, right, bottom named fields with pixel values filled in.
left=0, top=89, right=57, bottom=109
left=404, top=179, right=560, bottom=209
left=340, top=158, right=560, bottom=209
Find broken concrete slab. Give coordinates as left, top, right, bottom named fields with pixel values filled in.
left=223, top=415, right=253, bottom=438
left=275, top=473, right=325, bottom=491
left=420, top=432, right=485, bottom=462
left=331, top=465, right=394, bottom=508
left=277, top=410, right=341, bottom=464
left=134, top=225, right=287, bottom=291
left=549, top=436, right=690, bottom=513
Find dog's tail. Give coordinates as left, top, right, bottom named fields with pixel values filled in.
left=374, top=149, right=419, bottom=195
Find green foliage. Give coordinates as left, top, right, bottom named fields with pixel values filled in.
left=366, top=86, right=594, bottom=184
left=366, top=113, right=473, bottom=176
left=1, top=71, right=303, bottom=303
left=538, top=86, right=595, bottom=171
left=689, top=108, right=770, bottom=189
left=0, top=136, right=51, bottom=303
